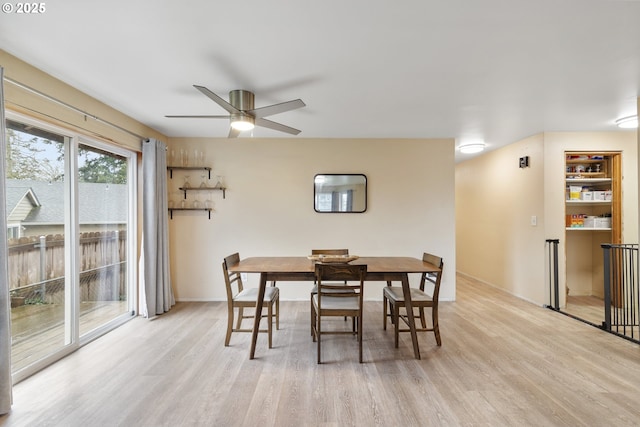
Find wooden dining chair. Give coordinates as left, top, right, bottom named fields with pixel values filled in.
left=383, top=253, right=444, bottom=348
left=312, top=263, right=367, bottom=363
left=222, top=253, right=279, bottom=348
left=309, top=249, right=352, bottom=335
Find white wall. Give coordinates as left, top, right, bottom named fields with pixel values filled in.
left=166, top=137, right=456, bottom=301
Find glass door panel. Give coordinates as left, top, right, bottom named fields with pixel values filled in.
left=77, top=143, right=130, bottom=336
left=5, top=120, right=69, bottom=372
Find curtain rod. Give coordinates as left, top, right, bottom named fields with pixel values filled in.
left=3, top=76, right=147, bottom=140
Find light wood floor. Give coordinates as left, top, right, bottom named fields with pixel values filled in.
left=2, top=274, right=640, bottom=426
left=564, top=295, right=640, bottom=340
left=564, top=295, right=605, bottom=326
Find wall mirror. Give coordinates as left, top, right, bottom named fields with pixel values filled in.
left=314, top=174, right=367, bottom=213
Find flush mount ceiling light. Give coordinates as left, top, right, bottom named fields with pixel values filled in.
left=458, top=143, right=486, bottom=154
left=230, top=112, right=255, bottom=131
left=615, top=115, right=638, bottom=129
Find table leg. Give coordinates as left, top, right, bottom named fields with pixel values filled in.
left=401, top=273, right=421, bottom=360
left=249, top=272, right=268, bottom=359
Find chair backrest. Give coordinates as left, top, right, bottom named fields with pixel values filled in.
left=315, top=263, right=367, bottom=298
left=420, top=252, right=444, bottom=301
left=222, top=253, right=242, bottom=300
left=311, top=249, right=349, bottom=255
left=311, top=250, right=350, bottom=284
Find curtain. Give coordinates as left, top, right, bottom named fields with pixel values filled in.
left=346, top=189, right=353, bottom=211
left=140, top=138, right=174, bottom=317
left=0, top=67, right=13, bottom=414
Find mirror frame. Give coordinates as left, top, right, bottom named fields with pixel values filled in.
left=314, top=173, right=367, bottom=213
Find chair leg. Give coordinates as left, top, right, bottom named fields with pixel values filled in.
left=275, top=296, right=280, bottom=330
left=393, top=306, right=400, bottom=348
left=225, top=306, right=234, bottom=346
left=389, top=301, right=395, bottom=325
left=317, top=313, right=322, bottom=363
left=419, top=307, right=427, bottom=329
left=358, top=315, right=363, bottom=363
left=383, top=295, right=388, bottom=330
left=433, top=306, right=441, bottom=346
left=311, top=300, right=318, bottom=342
left=236, top=307, right=244, bottom=329
left=310, top=295, right=315, bottom=337
left=268, top=303, right=273, bottom=349
left=384, top=281, right=395, bottom=326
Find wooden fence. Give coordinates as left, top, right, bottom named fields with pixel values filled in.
left=8, top=230, right=127, bottom=305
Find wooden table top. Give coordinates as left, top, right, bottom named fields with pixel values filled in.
left=228, top=256, right=441, bottom=274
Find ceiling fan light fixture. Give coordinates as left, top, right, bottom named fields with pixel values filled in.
left=615, top=115, right=638, bottom=129
left=458, top=143, right=486, bottom=154
left=230, top=113, right=255, bottom=131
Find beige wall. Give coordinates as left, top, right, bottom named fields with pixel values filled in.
left=456, top=134, right=546, bottom=304
left=167, top=137, right=457, bottom=301
left=1, top=50, right=164, bottom=150
left=457, top=131, right=637, bottom=306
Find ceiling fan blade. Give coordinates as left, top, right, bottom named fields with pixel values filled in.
left=193, top=85, right=239, bottom=114
left=228, top=127, right=241, bottom=138
left=165, top=115, right=229, bottom=119
left=255, top=118, right=301, bottom=135
left=250, top=99, right=306, bottom=119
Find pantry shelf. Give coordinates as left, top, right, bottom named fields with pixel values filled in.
left=565, top=227, right=612, bottom=231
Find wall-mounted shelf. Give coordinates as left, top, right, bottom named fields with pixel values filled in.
left=168, top=208, right=213, bottom=220
left=178, top=186, right=226, bottom=199
left=167, top=166, right=224, bottom=219
left=167, top=166, right=211, bottom=179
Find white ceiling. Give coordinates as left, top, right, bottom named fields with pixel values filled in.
left=1, top=0, right=639, bottom=161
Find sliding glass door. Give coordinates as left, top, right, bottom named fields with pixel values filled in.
left=5, top=115, right=136, bottom=380
left=6, top=119, right=69, bottom=372
left=77, top=142, right=133, bottom=339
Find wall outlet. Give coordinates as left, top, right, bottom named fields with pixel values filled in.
left=531, top=215, right=537, bottom=226
left=241, top=273, right=248, bottom=281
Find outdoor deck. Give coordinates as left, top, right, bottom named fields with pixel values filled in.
left=10, top=301, right=128, bottom=372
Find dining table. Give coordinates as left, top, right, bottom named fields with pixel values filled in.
left=227, top=256, right=442, bottom=360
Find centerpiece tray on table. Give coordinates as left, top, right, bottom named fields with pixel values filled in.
left=307, top=254, right=360, bottom=264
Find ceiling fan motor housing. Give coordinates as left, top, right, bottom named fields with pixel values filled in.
left=229, top=89, right=255, bottom=111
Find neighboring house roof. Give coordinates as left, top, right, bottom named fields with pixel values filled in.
left=6, top=179, right=127, bottom=225
left=6, top=186, right=41, bottom=222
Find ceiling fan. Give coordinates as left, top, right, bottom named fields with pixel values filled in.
left=166, top=85, right=306, bottom=138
